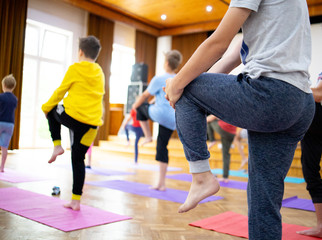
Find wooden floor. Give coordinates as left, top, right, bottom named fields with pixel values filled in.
left=0, top=137, right=316, bottom=240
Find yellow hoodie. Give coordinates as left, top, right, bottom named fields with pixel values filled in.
left=42, top=61, right=105, bottom=126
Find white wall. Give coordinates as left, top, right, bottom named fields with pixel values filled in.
left=310, top=23, right=322, bottom=85
left=27, top=0, right=87, bottom=62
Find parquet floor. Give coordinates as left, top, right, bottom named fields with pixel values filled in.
left=0, top=139, right=316, bottom=240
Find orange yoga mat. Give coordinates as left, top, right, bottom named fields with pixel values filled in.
left=189, top=211, right=320, bottom=240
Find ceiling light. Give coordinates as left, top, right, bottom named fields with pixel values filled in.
left=206, top=5, right=213, bottom=12
left=161, top=14, right=167, bottom=20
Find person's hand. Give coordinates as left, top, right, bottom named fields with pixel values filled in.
left=312, top=87, right=322, bottom=102
left=164, top=78, right=184, bottom=109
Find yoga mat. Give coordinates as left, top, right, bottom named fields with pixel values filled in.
left=211, top=169, right=305, bottom=184
left=55, top=163, right=134, bottom=176
left=190, top=211, right=320, bottom=240
left=0, top=169, right=48, bottom=183
left=167, top=173, right=247, bottom=190
left=0, top=187, right=131, bottom=232
left=86, top=180, right=223, bottom=204
left=112, top=162, right=182, bottom=172
left=282, top=196, right=315, bottom=212
left=86, top=167, right=135, bottom=176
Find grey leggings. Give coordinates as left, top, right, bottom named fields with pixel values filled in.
left=175, top=73, right=315, bottom=240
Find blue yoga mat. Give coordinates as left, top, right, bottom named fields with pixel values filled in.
left=211, top=169, right=305, bottom=184
left=86, top=180, right=223, bottom=204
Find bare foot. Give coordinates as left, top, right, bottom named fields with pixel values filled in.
left=150, top=185, right=166, bottom=191
left=0, top=169, right=4, bottom=172
left=48, top=146, right=64, bottom=163
left=297, top=227, right=322, bottom=238
left=141, top=137, right=152, bottom=146
left=178, top=171, right=220, bottom=213
left=238, top=158, right=248, bottom=170
left=208, top=141, right=216, bottom=149
left=219, top=178, right=229, bottom=183
left=64, top=200, right=80, bottom=211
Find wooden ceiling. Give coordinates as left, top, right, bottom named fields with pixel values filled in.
left=65, top=0, right=322, bottom=36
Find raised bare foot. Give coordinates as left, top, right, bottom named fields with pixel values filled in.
left=178, top=171, right=220, bottom=213
left=141, top=137, right=152, bottom=146
left=297, top=227, right=322, bottom=238
left=64, top=200, right=80, bottom=211
left=48, top=145, right=64, bottom=163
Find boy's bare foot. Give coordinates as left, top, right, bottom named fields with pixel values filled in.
left=150, top=185, right=166, bottom=191
left=141, top=137, right=152, bottom=146
left=48, top=146, right=64, bottom=163
left=297, top=227, right=322, bottom=238
left=208, top=141, right=216, bottom=149
left=64, top=200, right=80, bottom=211
left=178, top=171, right=220, bottom=213
left=0, top=168, right=4, bottom=172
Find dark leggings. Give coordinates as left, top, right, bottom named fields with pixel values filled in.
left=125, top=124, right=144, bottom=163
left=301, top=102, right=322, bottom=203
left=47, top=105, right=97, bottom=195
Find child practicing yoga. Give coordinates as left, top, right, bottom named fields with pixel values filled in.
left=164, top=1, right=314, bottom=240
left=0, top=74, right=18, bottom=172
left=42, top=35, right=105, bottom=210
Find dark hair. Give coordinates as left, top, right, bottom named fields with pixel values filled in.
left=2, top=74, right=16, bottom=90
left=165, top=50, right=182, bottom=71
left=79, top=35, right=101, bottom=60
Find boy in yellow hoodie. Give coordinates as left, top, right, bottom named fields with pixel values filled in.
left=42, top=36, right=105, bottom=210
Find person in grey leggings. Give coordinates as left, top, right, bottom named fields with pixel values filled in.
left=164, top=1, right=314, bottom=239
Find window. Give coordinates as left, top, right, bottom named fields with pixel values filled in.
left=20, top=19, right=72, bottom=148
left=109, top=44, right=135, bottom=104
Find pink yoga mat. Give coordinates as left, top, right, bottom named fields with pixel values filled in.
left=190, top=211, right=320, bottom=240
left=0, top=187, right=131, bottom=232
left=0, top=169, right=49, bottom=183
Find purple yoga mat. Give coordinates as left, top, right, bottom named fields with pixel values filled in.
left=111, top=162, right=182, bottom=172
left=0, top=187, right=131, bottom=232
left=167, top=173, right=248, bottom=190
left=0, top=169, right=49, bottom=183
left=282, top=196, right=315, bottom=211
left=56, top=163, right=134, bottom=176
left=86, top=180, right=223, bottom=204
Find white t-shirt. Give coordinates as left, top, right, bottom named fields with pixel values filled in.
left=230, top=0, right=312, bottom=93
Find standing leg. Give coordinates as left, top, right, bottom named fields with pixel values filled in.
left=220, top=134, right=235, bottom=181
left=247, top=130, right=302, bottom=240
left=150, top=124, right=173, bottom=191
left=207, top=121, right=216, bottom=149
left=297, top=103, right=322, bottom=237
left=0, top=146, right=7, bottom=172
left=133, top=126, right=143, bottom=163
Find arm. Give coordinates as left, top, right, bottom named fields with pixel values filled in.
left=41, top=67, right=73, bottom=113
left=132, top=89, right=152, bottom=110
left=165, top=7, right=251, bottom=108
left=207, top=37, right=242, bottom=74
left=311, top=80, right=322, bottom=102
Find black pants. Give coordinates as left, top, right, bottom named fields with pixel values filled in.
left=47, top=105, right=97, bottom=195
left=301, top=102, right=322, bottom=203
left=136, top=103, right=173, bottom=163
left=156, top=124, right=173, bottom=163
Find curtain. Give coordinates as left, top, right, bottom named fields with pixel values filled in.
left=87, top=13, right=114, bottom=144
left=172, top=32, right=208, bottom=72
left=0, top=0, right=28, bottom=149
left=135, top=30, right=157, bottom=84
